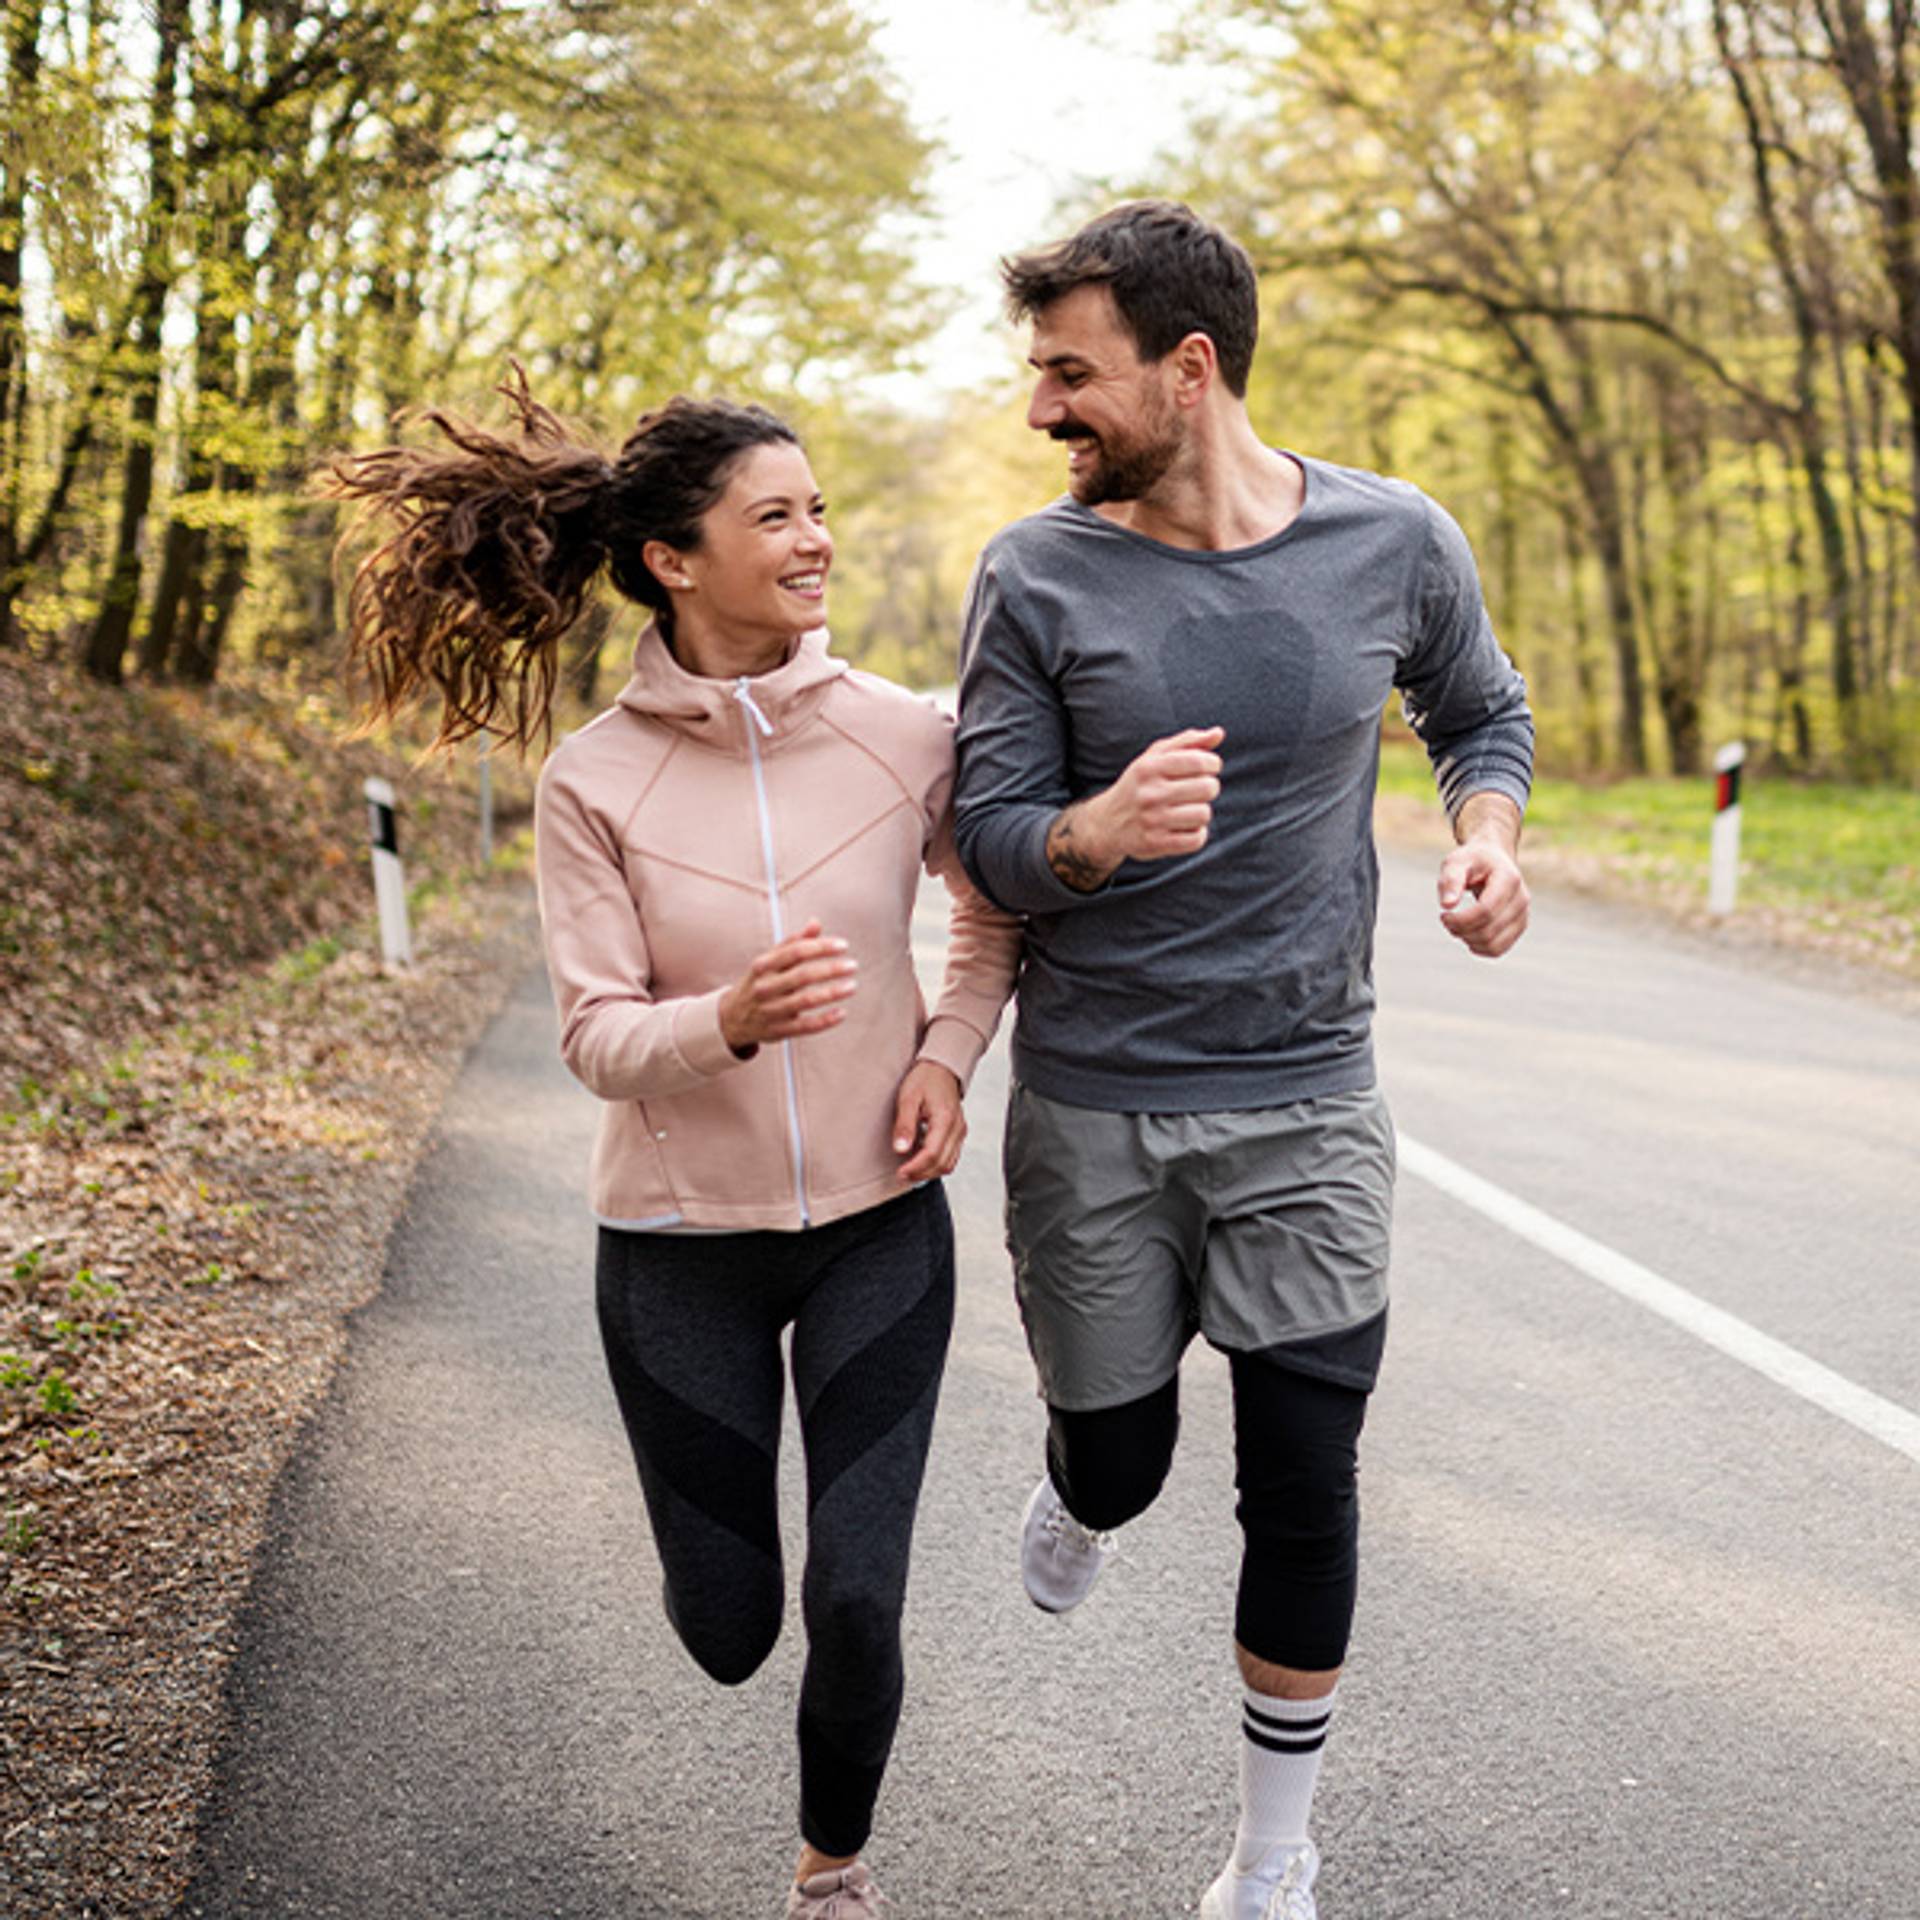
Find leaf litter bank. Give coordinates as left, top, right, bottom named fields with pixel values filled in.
left=1, top=651, right=542, bottom=1917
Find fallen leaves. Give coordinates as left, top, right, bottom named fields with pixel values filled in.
left=1, top=646, right=543, bottom=1918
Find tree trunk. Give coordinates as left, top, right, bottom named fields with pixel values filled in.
left=145, top=238, right=244, bottom=679
left=0, top=0, right=44, bottom=648
left=1818, top=305, right=1894, bottom=775
left=180, top=522, right=247, bottom=684
left=1486, top=307, right=1648, bottom=770
left=1573, top=440, right=1648, bottom=774
left=1653, top=666, right=1703, bottom=778
left=565, top=598, right=615, bottom=708
left=1715, top=0, right=1863, bottom=762
left=1771, top=426, right=1817, bottom=768
left=1651, top=359, right=1707, bottom=777
left=1489, top=415, right=1521, bottom=645
left=78, top=0, right=188, bottom=683
left=138, top=516, right=206, bottom=677
left=1560, top=508, right=1606, bottom=771
left=1812, top=0, right=1920, bottom=586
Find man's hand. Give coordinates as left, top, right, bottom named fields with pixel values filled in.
left=718, top=920, right=858, bottom=1055
left=1438, top=793, right=1530, bottom=958
left=892, top=1061, right=966, bottom=1181
left=1046, top=725, right=1225, bottom=892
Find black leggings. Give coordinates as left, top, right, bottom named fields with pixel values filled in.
left=595, top=1182, right=954, bottom=1858
left=1045, top=1352, right=1370, bottom=1672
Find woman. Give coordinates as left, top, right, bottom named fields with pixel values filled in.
left=326, top=372, right=1018, bottom=1916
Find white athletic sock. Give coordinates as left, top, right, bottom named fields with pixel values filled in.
left=1232, top=1684, right=1336, bottom=1872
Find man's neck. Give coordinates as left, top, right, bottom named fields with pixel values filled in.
left=1098, top=420, right=1303, bottom=553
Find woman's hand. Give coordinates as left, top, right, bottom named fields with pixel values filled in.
left=892, top=1061, right=966, bottom=1182
left=718, top=919, right=858, bottom=1057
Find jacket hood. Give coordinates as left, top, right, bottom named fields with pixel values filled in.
left=614, top=622, right=848, bottom=746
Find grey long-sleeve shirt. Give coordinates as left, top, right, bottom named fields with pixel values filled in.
left=953, top=453, right=1534, bottom=1114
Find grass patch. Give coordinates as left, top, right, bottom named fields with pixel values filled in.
left=275, top=935, right=343, bottom=986
left=1382, top=742, right=1920, bottom=903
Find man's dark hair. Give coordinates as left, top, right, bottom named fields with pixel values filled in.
left=1000, top=200, right=1260, bottom=397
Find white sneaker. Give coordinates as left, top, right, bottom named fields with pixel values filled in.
left=1198, top=1839, right=1319, bottom=1920
left=1018, top=1473, right=1115, bottom=1612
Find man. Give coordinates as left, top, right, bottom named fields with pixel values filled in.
left=951, top=201, right=1533, bottom=1920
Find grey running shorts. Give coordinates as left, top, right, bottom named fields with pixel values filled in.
left=1002, top=1081, right=1395, bottom=1412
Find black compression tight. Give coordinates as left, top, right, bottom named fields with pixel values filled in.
left=1045, top=1352, right=1370, bottom=1672
left=595, top=1183, right=954, bottom=1858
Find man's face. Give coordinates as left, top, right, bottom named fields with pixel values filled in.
left=1025, top=284, right=1183, bottom=506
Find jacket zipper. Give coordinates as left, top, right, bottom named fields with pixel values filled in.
left=735, top=679, right=811, bottom=1227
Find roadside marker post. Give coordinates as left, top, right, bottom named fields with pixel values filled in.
left=1709, top=741, right=1746, bottom=916
left=364, top=776, right=413, bottom=967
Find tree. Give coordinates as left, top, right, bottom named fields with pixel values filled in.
left=0, top=0, right=43, bottom=650
left=1131, top=0, right=1915, bottom=775
left=13, top=0, right=937, bottom=693
left=77, top=0, right=189, bottom=682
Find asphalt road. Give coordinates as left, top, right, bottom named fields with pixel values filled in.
left=181, top=849, right=1920, bottom=1919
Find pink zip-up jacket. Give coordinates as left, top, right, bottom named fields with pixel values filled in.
left=534, top=624, right=1021, bottom=1231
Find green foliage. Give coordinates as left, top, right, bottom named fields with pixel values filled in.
left=274, top=936, right=343, bottom=986
left=4, top=0, right=939, bottom=682
left=1125, top=0, right=1920, bottom=785
left=9, top=0, right=1920, bottom=798
left=801, top=388, right=1062, bottom=689
left=2, top=1505, right=40, bottom=1556
left=54, top=1314, right=130, bottom=1348
left=489, top=825, right=535, bottom=875
left=470, top=0, right=936, bottom=407
left=36, top=1370, right=77, bottom=1416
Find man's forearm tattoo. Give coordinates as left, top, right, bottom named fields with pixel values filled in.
left=1046, top=806, right=1111, bottom=893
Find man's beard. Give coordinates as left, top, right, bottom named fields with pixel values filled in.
left=1055, top=404, right=1182, bottom=506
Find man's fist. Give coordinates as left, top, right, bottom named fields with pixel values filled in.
left=1047, top=726, right=1225, bottom=890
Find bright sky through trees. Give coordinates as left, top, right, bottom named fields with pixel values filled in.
left=862, top=0, right=1216, bottom=394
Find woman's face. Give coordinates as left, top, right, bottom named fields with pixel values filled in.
left=667, top=441, right=832, bottom=654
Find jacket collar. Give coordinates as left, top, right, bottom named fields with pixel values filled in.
left=614, top=621, right=848, bottom=748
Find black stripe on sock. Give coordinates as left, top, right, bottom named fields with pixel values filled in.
left=1246, top=1702, right=1333, bottom=1736
left=1244, top=1720, right=1329, bottom=1755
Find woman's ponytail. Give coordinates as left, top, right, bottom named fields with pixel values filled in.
left=323, top=367, right=802, bottom=752
left=322, top=364, right=611, bottom=753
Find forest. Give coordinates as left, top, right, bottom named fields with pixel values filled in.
left=4, top=9, right=1918, bottom=1908
left=2, top=0, right=1918, bottom=785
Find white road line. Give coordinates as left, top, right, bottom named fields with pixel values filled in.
left=1398, top=1132, right=1920, bottom=1468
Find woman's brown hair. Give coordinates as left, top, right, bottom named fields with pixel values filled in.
left=321, top=366, right=800, bottom=752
